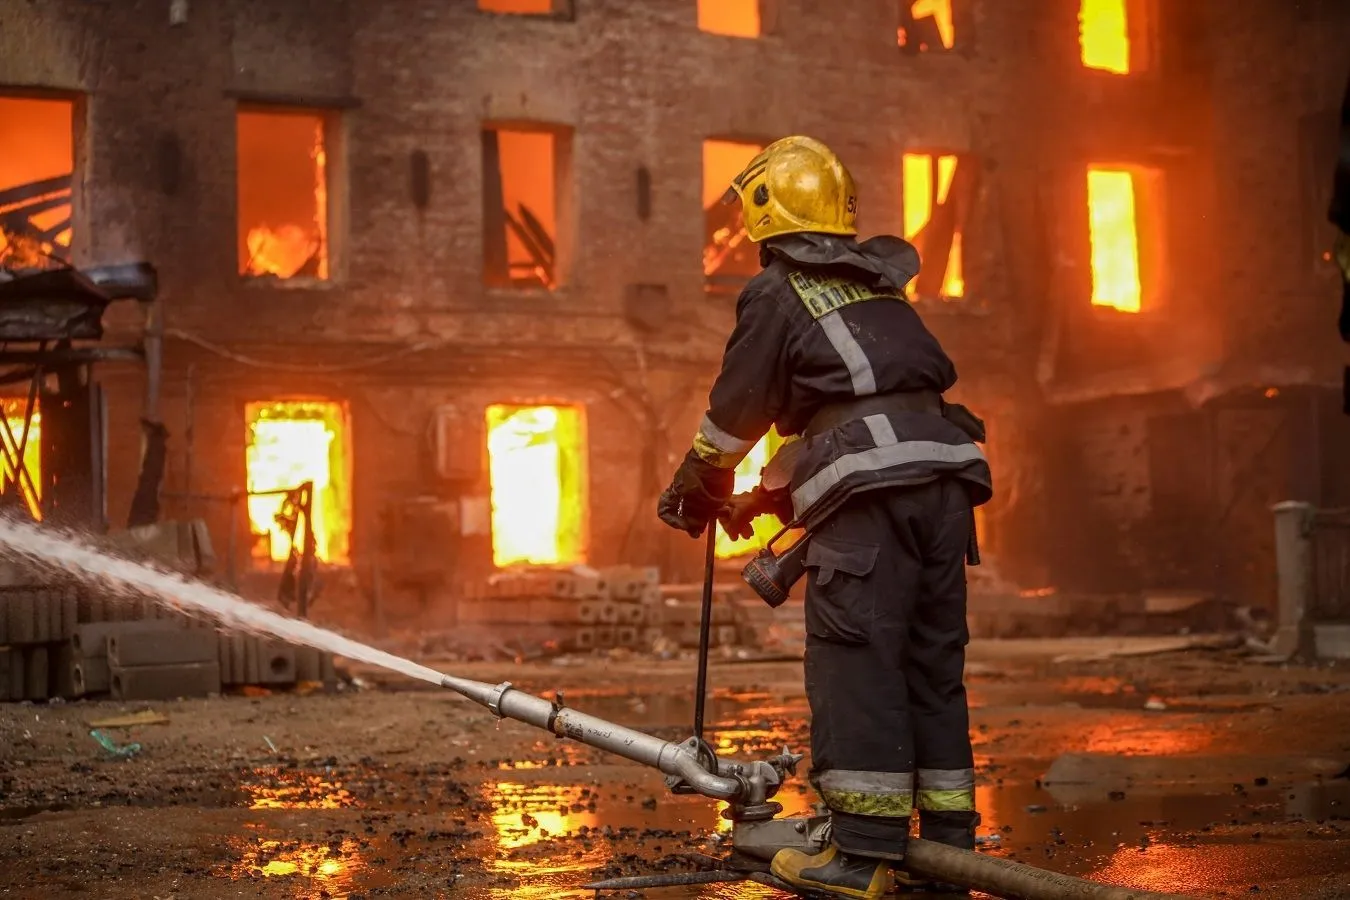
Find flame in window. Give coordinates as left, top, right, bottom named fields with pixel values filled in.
left=903, top=153, right=965, bottom=299
left=698, top=0, right=760, bottom=38
left=1079, top=0, right=1130, bottom=74
left=715, top=427, right=798, bottom=560
left=238, top=111, right=329, bottom=280
left=1087, top=168, right=1142, bottom=313
left=0, top=401, right=40, bottom=520
left=899, top=0, right=956, bottom=51
left=245, top=401, right=350, bottom=564
left=487, top=405, right=586, bottom=567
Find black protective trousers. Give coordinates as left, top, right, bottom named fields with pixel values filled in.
left=802, top=478, right=977, bottom=860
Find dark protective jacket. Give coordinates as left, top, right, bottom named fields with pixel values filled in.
left=1330, top=70, right=1350, bottom=236
left=684, top=233, right=992, bottom=529
left=1332, top=70, right=1350, bottom=345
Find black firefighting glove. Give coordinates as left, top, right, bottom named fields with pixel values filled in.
left=717, top=485, right=794, bottom=540
left=657, top=450, right=734, bottom=538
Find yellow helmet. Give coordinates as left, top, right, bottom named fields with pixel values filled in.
left=722, top=135, right=858, bottom=243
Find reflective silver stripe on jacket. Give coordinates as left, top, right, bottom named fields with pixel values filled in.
left=792, top=439, right=987, bottom=515
left=817, top=311, right=877, bottom=396
left=697, top=414, right=757, bottom=455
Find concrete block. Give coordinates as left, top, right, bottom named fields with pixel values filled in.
left=594, top=626, right=616, bottom=648
left=597, top=602, right=620, bottom=625
left=0, top=648, right=13, bottom=701
left=257, top=642, right=297, bottom=685
left=60, top=588, right=78, bottom=640
left=244, top=636, right=260, bottom=684
left=24, top=646, right=49, bottom=701
left=578, top=600, right=602, bottom=624
left=615, top=626, right=638, bottom=647
left=45, top=590, right=62, bottom=643
left=229, top=635, right=247, bottom=685
left=109, top=661, right=220, bottom=701
left=108, top=627, right=216, bottom=667
left=74, top=658, right=111, bottom=696
left=72, top=621, right=181, bottom=658
left=621, top=604, right=646, bottom=625
left=6, top=590, right=35, bottom=644
left=294, top=645, right=322, bottom=682
left=1314, top=624, right=1350, bottom=660
left=217, top=633, right=233, bottom=684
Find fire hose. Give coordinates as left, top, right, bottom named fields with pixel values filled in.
left=438, top=670, right=1186, bottom=899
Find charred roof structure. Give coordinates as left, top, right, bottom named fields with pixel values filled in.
left=0, top=0, right=1346, bottom=632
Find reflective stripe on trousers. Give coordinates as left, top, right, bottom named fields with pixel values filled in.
left=817, top=769, right=914, bottom=817
left=916, top=767, right=975, bottom=812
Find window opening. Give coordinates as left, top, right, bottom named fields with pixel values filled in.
left=698, top=0, right=760, bottom=38
left=1086, top=167, right=1143, bottom=313
left=715, top=427, right=802, bottom=559
left=0, top=397, right=41, bottom=520
left=486, top=404, right=586, bottom=567
left=703, top=139, right=764, bottom=291
left=245, top=401, right=351, bottom=565
left=0, top=97, right=74, bottom=270
left=1079, top=0, right=1131, bottom=74
left=237, top=108, right=330, bottom=280
left=898, top=0, right=956, bottom=52
left=902, top=152, right=972, bottom=300
left=483, top=128, right=559, bottom=289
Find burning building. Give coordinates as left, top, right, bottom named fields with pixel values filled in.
left=0, top=0, right=1346, bottom=633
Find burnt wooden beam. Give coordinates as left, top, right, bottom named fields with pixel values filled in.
left=0, top=176, right=72, bottom=209
left=481, top=130, right=510, bottom=282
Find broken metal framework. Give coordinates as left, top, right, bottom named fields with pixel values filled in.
left=0, top=260, right=159, bottom=530
left=0, top=174, right=73, bottom=269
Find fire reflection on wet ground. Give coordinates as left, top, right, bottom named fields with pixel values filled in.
left=201, top=688, right=1349, bottom=899
left=242, top=767, right=356, bottom=810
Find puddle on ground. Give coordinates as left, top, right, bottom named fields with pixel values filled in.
left=207, top=698, right=1350, bottom=899
left=242, top=767, right=356, bottom=810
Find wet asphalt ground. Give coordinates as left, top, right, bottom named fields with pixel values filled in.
left=1, top=638, right=1349, bottom=899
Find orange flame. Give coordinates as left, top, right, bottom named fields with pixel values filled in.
left=901, top=0, right=956, bottom=51
left=697, top=0, right=759, bottom=37
left=486, top=405, right=586, bottom=567
left=1079, top=0, right=1130, bottom=74
left=902, top=153, right=965, bottom=299
left=714, top=427, right=803, bottom=559
left=0, top=403, right=41, bottom=520
left=245, top=401, right=350, bottom=564
left=1087, top=168, right=1142, bottom=313
left=238, top=113, right=328, bottom=279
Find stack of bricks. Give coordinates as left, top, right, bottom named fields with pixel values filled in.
left=642, top=583, right=746, bottom=650
left=1, top=581, right=337, bottom=703
left=460, top=565, right=659, bottom=651
left=458, top=566, right=756, bottom=652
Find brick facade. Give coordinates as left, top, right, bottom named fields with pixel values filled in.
left=0, top=0, right=1346, bottom=625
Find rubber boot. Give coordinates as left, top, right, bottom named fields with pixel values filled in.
left=770, top=845, right=891, bottom=899
left=893, top=811, right=980, bottom=895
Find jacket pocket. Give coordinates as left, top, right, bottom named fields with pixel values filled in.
left=804, top=536, right=879, bottom=645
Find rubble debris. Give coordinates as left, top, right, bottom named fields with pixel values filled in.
left=88, top=729, right=141, bottom=759
left=86, top=709, right=170, bottom=729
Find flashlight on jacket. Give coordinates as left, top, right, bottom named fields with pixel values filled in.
left=741, top=526, right=810, bottom=608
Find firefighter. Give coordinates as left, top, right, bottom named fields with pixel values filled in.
left=657, top=135, right=992, bottom=899
left=1332, top=69, right=1349, bottom=409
